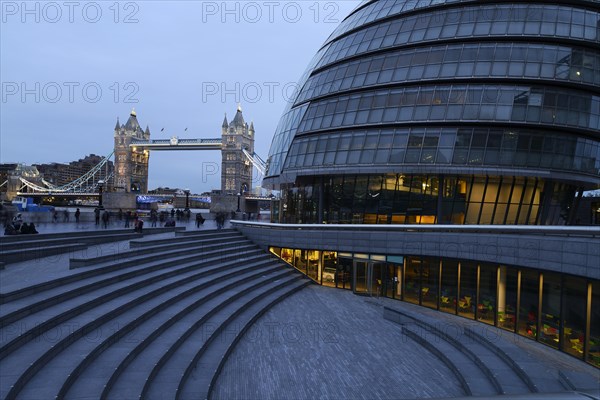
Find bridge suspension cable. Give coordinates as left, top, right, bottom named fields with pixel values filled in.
left=18, top=151, right=114, bottom=193
left=242, top=149, right=266, bottom=176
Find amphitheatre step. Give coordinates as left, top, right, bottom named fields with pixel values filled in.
left=175, top=228, right=237, bottom=237
left=130, top=230, right=242, bottom=247
left=60, top=261, right=287, bottom=400
left=400, top=323, right=497, bottom=397
left=385, top=304, right=567, bottom=395
left=0, top=243, right=89, bottom=264
left=141, top=272, right=302, bottom=400
left=19, top=262, right=286, bottom=400
left=0, top=248, right=265, bottom=352
left=0, top=232, right=142, bottom=252
left=1, top=241, right=258, bottom=307
left=70, top=237, right=251, bottom=268
left=464, top=326, right=565, bottom=393
left=184, top=279, right=310, bottom=400
left=0, top=226, right=185, bottom=244
left=107, top=269, right=297, bottom=400
left=0, top=256, right=284, bottom=399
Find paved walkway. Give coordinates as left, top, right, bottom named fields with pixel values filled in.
left=213, top=285, right=600, bottom=400
left=213, top=285, right=464, bottom=400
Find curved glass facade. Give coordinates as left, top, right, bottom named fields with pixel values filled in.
left=264, top=0, right=600, bottom=225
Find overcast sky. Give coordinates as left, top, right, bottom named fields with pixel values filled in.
left=1, top=0, right=361, bottom=193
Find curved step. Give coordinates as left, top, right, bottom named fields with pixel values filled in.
left=0, top=242, right=257, bottom=323
left=71, top=233, right=244, bottom=268
left=60, top=261, right=286, bottom=400
left=187, top=279, right=310, bottom=400
left=105, top=269, right=295, bottom=399
left=140, top=272, right=300, bottom=400
left=0, top=247, right=263, bottom=358
left=1, top=238, right=252, bottom=304
left=40, top=263, right=286, bottom=399
left=2, top=257, right=282, bottom=399
left=384, top=306, right=541, bottom=395
left=401, top=325, right=472, bottom=397
left=129, top=231, right=242, bottom=248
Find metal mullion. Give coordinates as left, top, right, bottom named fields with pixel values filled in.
left=524, top=178, right=539, bottom=225
left=463, top=175, right=475, bottom=225
left=477, top=175, right=489, bottom=224
left=514, top=177, right=528, bottom=225
left=491, top=175, right=503, bottom=224
left=503, top=176, right=516, bottom=225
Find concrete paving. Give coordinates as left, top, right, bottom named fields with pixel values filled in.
left=212, top=286, right=600, bottom=400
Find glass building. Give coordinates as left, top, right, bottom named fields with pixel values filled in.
left=264, top=0, right=600, bottom=226
left=256, top=0, right=600, bottom=367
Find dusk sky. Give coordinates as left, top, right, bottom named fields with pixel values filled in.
left=1, top=1, right=361, bottom=193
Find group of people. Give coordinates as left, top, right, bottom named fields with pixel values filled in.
left=4, top=213, right=38, bottom=235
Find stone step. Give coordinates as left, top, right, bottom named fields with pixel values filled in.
left=188, top=278, right=310, bottom=400
left=0, top=226, right=185, bottom=244
left=141, top=271, right=300, bottom=400
left=61, top=260, right=283, bottom=400
left=1, top=257, right=284, bottom=400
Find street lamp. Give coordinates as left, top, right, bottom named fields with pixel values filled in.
left=236, top=192, right=241, bottom=213
left=184, top=188, right=190, bottom=211
left=98, top=180, right=105, bottom=209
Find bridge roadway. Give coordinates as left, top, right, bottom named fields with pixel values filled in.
left=130, top=137, right=222, bottom=151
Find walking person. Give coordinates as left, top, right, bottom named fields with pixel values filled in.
left=63, top=209, right=70, bottom=222
left=118, top=208, right=123, bottom=221
left=195, top=212, right=205, bottom=228
left=94, top=207, right=100, bottom=226
left=124, top=211, right=131, bottom=228
left=102, top=210, right=110, bottom=229
left=150, top=209, right=158, bottom=227
left=75, top=208, right=81, bottom=223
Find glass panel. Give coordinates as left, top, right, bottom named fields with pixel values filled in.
left=421, top=257, right=439, bottom=309
left=562, top=276, right=586, bottom=359
left=459, top=262, right=477, bottom=319
left=540, top=272, right=561, bottom=348
left=589, top=281, right=600, bottom=367
left=321, top=251, right=338, bottom=288
left=441, top=259, right=458, bottom=314
left=498, top=266, right=518, bottom=332
left=404, top=256, right=421, bottom=305
left=519, top=269, right=539, bottom=339
left=478, top=263, right=497, bottom=325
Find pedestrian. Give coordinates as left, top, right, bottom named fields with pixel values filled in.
left=170, top=208, right=175, bottom=218
left=150, top=209, right=158, bottom=227
left=124, top=211, right=131, bottom=228
left=94, top=208, right=100, bottom=226
left=102, top=210, right=110, bottom=229
left=75, top=208, right=81, bottom=223
left=195, top=212, right=205, bottom=228
left=63, top=209, right=70, bottom=222
left=118, top=208, right=123, bottom=221
left=53, top=210, right=59, bottom=223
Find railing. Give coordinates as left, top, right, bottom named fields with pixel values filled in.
left=230, top=221, right=600, bottom=238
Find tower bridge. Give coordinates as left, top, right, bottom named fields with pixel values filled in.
left=14, top=105, right=267, bottom=207
left=113, top=105, right=258, bottom=195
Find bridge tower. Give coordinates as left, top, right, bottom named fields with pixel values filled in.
left=221, top=104, right=254, bottom=195
left=113, top=109, right=150, bottom=192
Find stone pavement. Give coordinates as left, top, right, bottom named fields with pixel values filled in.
left=213, top=285, right=600, bottom=400
left=212, top=285, right=464, bottom=400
